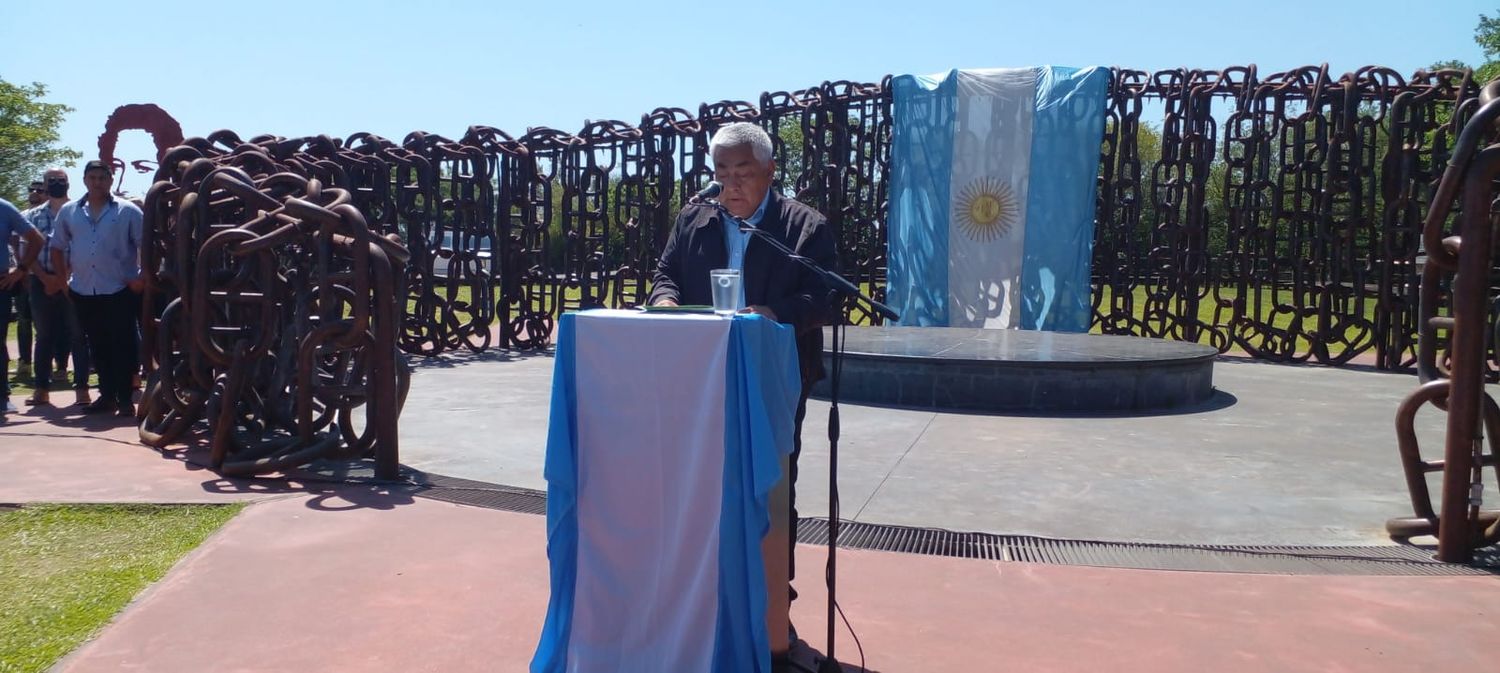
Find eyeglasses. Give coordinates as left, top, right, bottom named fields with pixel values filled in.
left=28, top=187, right=45, bottom=193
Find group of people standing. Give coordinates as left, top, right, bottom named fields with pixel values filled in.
left=1, top=160, right=144, bottom=424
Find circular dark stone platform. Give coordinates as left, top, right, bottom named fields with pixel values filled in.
left=812, top=326, right=1218, bottom=413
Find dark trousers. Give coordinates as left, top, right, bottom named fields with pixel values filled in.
left=73, top=289, right=138, bottom=406
left=0, top=289, right=12, bottom=405
left=788, top=385, right=811, bottom=600
left=30, top=280, right=89, bottom=390
left=14, top=278, right=31, bottom=365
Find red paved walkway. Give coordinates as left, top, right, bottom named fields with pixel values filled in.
left=3, top=402, right=1496, bottom=672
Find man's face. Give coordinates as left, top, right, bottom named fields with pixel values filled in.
left=44, top=170, right=68, bottom=200
left=83, top=167, right=112, bottom=198
left=26, top=183, right=45, bottom=206
left=712, top=143, right=775, bottom=220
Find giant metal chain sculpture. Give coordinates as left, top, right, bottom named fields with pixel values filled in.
left=144, top=66, right=1482, bottom=370
left=132, top=65, right=1489, bottom=478
left=140, top=137, right=410, bottom=478
left=1096, top=65, right=1480, bottom=368
left=1388, top=79, right=1500, bottom=562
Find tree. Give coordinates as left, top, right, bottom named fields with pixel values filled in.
left=1430, top=11, right=1500, bottom=83
left=0, top=79, right=81, bottom=204
left=773, top=116, right=805, bottom=194
left=1478, top=11, right=1500, bottom=62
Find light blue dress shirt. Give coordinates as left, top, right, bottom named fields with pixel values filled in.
left=50, top=196, right=143, bottom=296
left=22, top=203, right=62, bottom=273
left=722, top=189, right=771, bottom=307
left=0, top=198, right=38, bottom=272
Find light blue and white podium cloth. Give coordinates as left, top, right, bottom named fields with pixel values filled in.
left=887, top=66, right=1109, bottom=332
left=532, top=309, right=801, bottom=673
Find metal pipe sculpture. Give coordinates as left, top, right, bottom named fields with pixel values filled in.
left=1096, top=65, right=1478, bottom=368
left=130, top=64, right=1489, bottom=480
left=140, top=65, right=1479, bottom=368
left=139, top=135, right=410, bottom=479
left=1386, top=79, right=1500, bottom=562
left=98, top=103, right=186, bottom=196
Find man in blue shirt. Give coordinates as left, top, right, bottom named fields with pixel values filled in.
left=48, top=160, right=144, bottom=418
left=0, top=196, right=46, bottom=422
left=24, top=168, right=92, bottom=407
left=9, top=182, right=46, bottom=384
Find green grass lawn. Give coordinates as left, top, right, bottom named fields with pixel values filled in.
left=3, top=366, right=97, bottom=403
left=8, top=281, right=1389, bottom=358
left=1092, top=284, right=1385, bottom=354
left=0, top=504, right=243, bottom=673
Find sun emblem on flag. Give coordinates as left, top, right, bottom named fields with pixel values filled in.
left=954, top=177, right=1017, bottom=242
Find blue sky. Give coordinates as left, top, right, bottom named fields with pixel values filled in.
left=1, top=0, right=1491, bottom=196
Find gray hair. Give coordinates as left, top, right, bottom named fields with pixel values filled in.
left=709, top=122, right=773, bottom=167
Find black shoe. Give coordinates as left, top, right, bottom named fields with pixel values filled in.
left=115, top=402, right=135, bottom=419
left=82, top=398, right=117, bottom=415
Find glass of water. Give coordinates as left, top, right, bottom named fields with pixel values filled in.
left=710, top=268, right=742, bottom=315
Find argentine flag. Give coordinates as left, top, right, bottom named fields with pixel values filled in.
left=532, top=310, right=800, bottom=673
left=887, top=66, right=1109, bottom=331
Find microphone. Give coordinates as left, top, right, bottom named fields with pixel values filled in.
left=689, top=181, right=722, bottom=204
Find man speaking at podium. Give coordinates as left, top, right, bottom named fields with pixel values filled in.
left=650, top=121, right=839, bottom=620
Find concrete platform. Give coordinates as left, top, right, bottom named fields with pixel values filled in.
left=813, top=326, right=1217, bottom=412
left=396, top=352, right=1450, bottom=546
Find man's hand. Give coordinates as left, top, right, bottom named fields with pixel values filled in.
left=41, top=272, right=66, bottom=296
left=740, top=305, right=778, bottom=321
left=0, top=267, right=22, bottom=290
left=653, top=298, right=678, bottom=307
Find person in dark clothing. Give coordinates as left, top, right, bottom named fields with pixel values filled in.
left=48, top=160, right=144, bottom=419
left=23, top=168, right=92, bottom=407
left=649, top=122, right=839, bottom=627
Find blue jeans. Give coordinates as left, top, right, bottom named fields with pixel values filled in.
left=14, top=278, right=31, bottom=366
left=29, top=280, right=90, bottom=390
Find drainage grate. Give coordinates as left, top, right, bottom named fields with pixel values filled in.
left=408, top=475, right=1500, bottom=576
left=795, top=518, right=1500, bottom=576
left=412, top=475, right=548, bottom=515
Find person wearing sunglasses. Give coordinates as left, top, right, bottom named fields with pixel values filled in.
left=22, top=168, right=91, bottom=407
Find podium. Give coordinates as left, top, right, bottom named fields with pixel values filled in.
left=531, top=309, right=800, bottom=673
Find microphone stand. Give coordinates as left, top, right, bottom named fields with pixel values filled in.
left=706, top=199, right=897, bottom=673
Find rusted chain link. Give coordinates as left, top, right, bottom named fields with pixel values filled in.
left=134, top=66, right=1491, bottom=481
left=1096, top=65, right=1482, bottom=367
left=141, top=140, right=410, bottom=479
left=1387, top=79, right=1500, bottom=562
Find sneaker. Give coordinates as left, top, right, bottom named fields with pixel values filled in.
left=14, top=362, right=31, bottom=382
left=54, top=364, right=67, bottom=383
left=24, top=390, right=49, bottom=406
left=73, top=388, right=92, bottom=407
left=115, top=401, right=135, bottom=419
left=82, top=398, right=116, bottom=415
